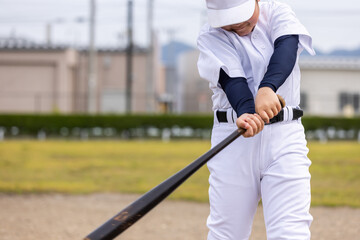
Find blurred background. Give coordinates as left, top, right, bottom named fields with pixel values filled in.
left=0, top=0, right=359, bottom=142
left=0, top=1, right=359, bottom=239
left=0, top=0, right=359, bottom=116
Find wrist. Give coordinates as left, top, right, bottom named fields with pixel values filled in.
left=258, top=84, right=276, bottom=92
left=237, top=107, right=256, bottom=118
left=256, top=87, right=276, bottom=98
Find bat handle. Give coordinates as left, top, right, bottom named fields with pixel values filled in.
left=277, top=94, right=286, bottom=108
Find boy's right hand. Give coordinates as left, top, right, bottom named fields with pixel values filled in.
left=236, top=113, right=264, bottom=138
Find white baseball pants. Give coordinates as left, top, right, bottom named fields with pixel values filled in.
left=207, top=114, right=312, bottom=240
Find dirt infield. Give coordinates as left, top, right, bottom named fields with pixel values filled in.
left=0, top=193, right=359, bottom=240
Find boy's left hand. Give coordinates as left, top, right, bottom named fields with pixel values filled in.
left=255, top=87, right=282, bottom=124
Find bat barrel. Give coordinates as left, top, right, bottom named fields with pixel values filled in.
left=84, top=128, right=244, bottom=240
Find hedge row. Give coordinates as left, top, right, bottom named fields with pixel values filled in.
left=0, top=114, right=359, bottom=136
left=0, top=114, right=213, bottom=136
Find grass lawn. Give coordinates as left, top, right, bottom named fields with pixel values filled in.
left=0, top=140, right=359, bottom=207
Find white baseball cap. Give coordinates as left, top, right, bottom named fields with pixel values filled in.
left=206, top=0, right=256, bottom=28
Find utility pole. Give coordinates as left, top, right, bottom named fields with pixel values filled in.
left=46, top=23, right=52, bottom=47
left=126, top=0, right=134, bottom=113
left=146, top=0, right=154, bottom=112
left=88, top=0, right=97, bottom=113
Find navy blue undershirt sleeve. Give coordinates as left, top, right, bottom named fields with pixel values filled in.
left=258, top=34, right=299, bottom=91
left=218, top=68, right=255, bottom=117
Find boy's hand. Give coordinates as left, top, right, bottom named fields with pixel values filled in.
left=236, top=113, right=264, bottom=138
left=255, top=87, right=282, bottom=124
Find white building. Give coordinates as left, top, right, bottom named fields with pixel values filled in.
left=299, top=57, right=360, bottom=116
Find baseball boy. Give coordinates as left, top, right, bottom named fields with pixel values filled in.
left=197, top=0, right=315, bottom=239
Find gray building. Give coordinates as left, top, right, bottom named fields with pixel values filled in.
left=177, top=50, right=212, bottom=113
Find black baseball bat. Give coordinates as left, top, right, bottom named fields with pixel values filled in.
left=84, top=128, right=245, bottom=240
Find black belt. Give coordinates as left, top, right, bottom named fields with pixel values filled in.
left=216, top=108, right=303, bottom=124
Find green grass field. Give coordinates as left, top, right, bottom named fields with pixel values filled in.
left=0, top=140, right=359, bottom=207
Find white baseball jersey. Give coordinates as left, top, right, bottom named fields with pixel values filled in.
left=197, top=0, right=315, bottom=111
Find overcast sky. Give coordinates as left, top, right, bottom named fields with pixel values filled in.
left=0, top=0, right=359, bottom=53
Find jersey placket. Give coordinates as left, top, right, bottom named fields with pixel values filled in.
left=249, top=28, right=269, bottom=93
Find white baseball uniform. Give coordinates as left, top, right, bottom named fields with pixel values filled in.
left=197, top=1, right=315, bottom=239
